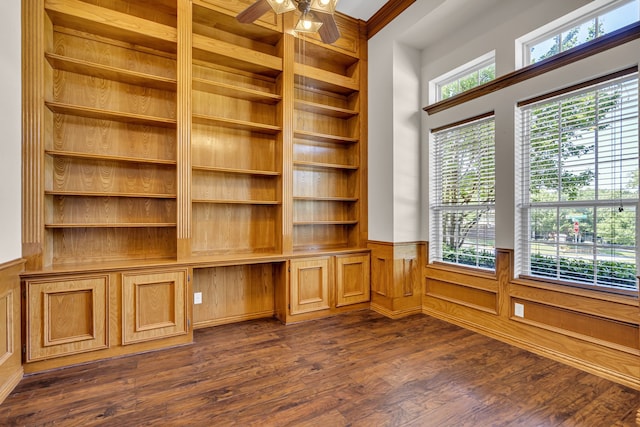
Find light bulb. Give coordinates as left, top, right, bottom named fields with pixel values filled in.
left=320, top=0, right=330, bottom=4
left=303, top=19, right=312, bottom=30
left=275, top=0, right=284, bottom=3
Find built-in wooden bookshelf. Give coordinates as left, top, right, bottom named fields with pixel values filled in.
left=22, top=0, right=369, bottom=372
left=39, top=0, right=179, bottom=266
left=293, top=38, right=365, bottom=251
left=190, top=1, right=284, bottom=256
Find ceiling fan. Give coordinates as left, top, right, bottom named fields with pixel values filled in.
left=237, top=0, right=341, bottom=44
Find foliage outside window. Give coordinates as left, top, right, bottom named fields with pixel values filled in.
left=518, top=74, right=639, bottom=292
left=527, top=0, right=639, bottom=64
left=437, top=60, right=495, bottom=101
left=430, top=116, right=496, bottom=270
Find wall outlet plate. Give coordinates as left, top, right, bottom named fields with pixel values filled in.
left=194, top=292, right=202, bottom=305
left=514, top=302, right=524, bottom=318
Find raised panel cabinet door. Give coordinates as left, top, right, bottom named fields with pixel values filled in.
left=122, top=270, right=188, bottom=345
left=25, top=275, right=110, bottom=362
left=336, top=254, right=370, bottom=307
left=290, top=258, right=331, bottom=315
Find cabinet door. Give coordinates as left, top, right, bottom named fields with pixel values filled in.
left=290, top=258, right=331, bottom=315
left=122, top=270, right=187, bottom=345
left=336, top=254, right=370, bottom=307
left=26, top=275, right=109, bottom=362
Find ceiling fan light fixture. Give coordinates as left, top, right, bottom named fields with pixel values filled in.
left=294, top=11, right=323, bottom=33
left=265, top=0, right=296, bottom=14
left=309, top=0, right=338, bottom=14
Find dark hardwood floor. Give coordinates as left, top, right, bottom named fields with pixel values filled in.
left=2, top=311, right=639, bottom=426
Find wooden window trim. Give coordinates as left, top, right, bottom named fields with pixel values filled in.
left=430, top=111, right=494, bottom=133
left=424, top=21, right=640, bottom=115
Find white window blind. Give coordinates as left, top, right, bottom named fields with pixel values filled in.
left=430, top=115, right=496, bottom=269
left=518, top=72, right=639, bottom=292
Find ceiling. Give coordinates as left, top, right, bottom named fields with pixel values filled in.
left=335, top=0, right=389, bottom=21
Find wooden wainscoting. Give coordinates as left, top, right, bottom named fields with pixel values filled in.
left=368, top=241, right=424, bottom=318
left=0, top=258, right=24, bottom=405
left=423, top=247, right=640, bottom=389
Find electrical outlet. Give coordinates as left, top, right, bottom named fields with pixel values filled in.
left=194, top=292, right=202, bottom=305
left=514, top=302, right=524, bottom=318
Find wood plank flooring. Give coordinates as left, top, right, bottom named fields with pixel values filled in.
left=1, top=311, right=639, bottom=426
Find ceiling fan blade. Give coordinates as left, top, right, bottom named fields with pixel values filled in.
left=237, top=0, right=271, bottom=24
left=316, top=12, right=340, bottom=44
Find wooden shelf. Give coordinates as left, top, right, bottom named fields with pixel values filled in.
left=294, top=130, right=358, bottom=144
left=45, top=101, right=177, bottom=128
left=45, top=0, right=177, bottom=53
left=193, top=78, right=281, bottom=104
left=295, top=64, right=359, bottom=94
left=45, top=53, right=177, bottom=91
left=193, top=34, right=282, bottom=77
left=193, top=114, right=280, bottom=134
left=45, top=150, right=176, bottom=165
left=294, top=99, right=357, bottom=118
left=45, top=223, right=176, bottom=229
left=45, top=190, right=177, bottom=199
left=294, top=221, right=359, bottom=226
left=192, top=199, right=281, bottom=205
left=192, top=1, right=281, bottom=45
left=192, top=165, right=280, bottom=176
left=294, top=161, right=358, bottom=171
left=294, top=196, right=359, bottom=202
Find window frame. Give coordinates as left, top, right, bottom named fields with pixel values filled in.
left=430, top=113, right=497, bottom=271
left=518, top=0, right=640, bottom=67
left=516, top=71, right=639, bottom=295
left=430, top=52, right=495, bottom=104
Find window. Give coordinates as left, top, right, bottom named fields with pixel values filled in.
left=430, top=115, right=496, bottom=269
left=432, top=53, right=495, bottom=102
left=524, top=0, right=639, bottom=65
left=517, top=72, right=639, bottom=293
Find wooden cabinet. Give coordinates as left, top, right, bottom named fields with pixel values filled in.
left=279, top=253, right=370, bottom=322
left=24, top=275, right=110, bottom=362
left=122, top=269, right=188, bottom=344
left=22, top=0, right=368, bottom=370
left=290, top=257, right=331, bottom=315
left=336, top=254, right=370, bottom=307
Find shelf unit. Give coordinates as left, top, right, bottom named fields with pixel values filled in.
left=38, top=0, right=179, bottom=266
left=190, top=2, right=284, bottom=257
left=293, top=38, right=364, bottom=251
left=22, top=0, right=369, bottom=370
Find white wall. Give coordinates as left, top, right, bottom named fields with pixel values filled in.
left=392, top=41, right=422, bottom=242
left=368, top=0, right=447, bottom=242
left=0, top=2, right=22, bottom=263
left=368, top=0, right=618, bottom=246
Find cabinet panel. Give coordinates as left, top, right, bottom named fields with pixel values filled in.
left=290, top=258, right=331, bottom=315
left=336, top=254, right=370, bottom=307
left=122, top=270, right=187, bottom=345
left=26, top=275, right=109, bottom=362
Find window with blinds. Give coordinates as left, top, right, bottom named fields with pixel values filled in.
left=517, top=71, right=639, bottom=293
left=430, top=115, right=496, bottom=269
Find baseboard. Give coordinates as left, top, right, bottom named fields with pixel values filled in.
left=0, top=366, right=23, bottom=405
left=423, top=306, right=640, bottom=390
left=371, top=303, right=422, bottom=319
